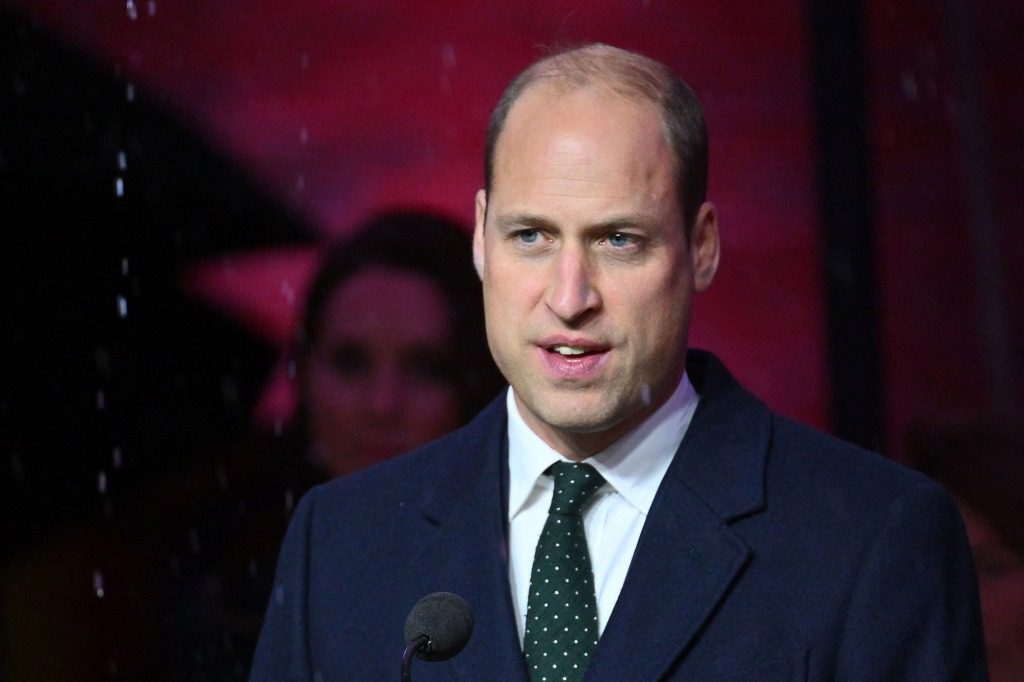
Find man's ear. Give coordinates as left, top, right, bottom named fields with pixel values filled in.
left=690, top=201, right=720, bottom=292
left=473, top=189, right=487, bottom=280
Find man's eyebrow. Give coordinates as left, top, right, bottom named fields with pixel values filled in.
left=493, top=213, right=556, bottom=232
left=493, top=213, right=658, bottom=232
left=588, top=215, right=657, bottom=231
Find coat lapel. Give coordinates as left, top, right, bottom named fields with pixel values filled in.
left=586, top=351, right=771, bottom=680
left=414, top=393, right=530, bottom=681
left=406, top=352, right=770, bottom=681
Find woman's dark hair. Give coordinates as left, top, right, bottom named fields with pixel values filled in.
left=298, top=209, right=503, bottom=421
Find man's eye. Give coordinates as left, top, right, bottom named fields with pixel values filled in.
left=516, top=229, right=541, bottom=244
left=606, top=232, right=634, bottom=248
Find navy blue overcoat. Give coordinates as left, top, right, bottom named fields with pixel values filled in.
left=252, top=351, right=987, bottom=681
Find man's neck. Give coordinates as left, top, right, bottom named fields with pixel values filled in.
left=512, top=376, right=684, bottom=461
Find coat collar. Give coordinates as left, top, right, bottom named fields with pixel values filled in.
left=414, top=350, right=771, bottom=680
left=416, top=392, right=529, bottom=681
left=421, top=350, right=768, bottom=524
left=588, top=350, right=770, bottom=679
left=669, top=349, right=770, bottom=522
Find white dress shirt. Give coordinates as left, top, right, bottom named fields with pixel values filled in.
left=506, top=373, right=699, bottom=643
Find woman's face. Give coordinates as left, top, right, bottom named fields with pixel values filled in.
left=301, top=265, right=462, bottom=476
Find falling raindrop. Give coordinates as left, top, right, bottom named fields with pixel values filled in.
left=901, top=70, right=919, bottom=101
left=295, top=174, right=305, bottom=192
left=441, top=43, right=456, bottom=69
left=280, top=278, right=296, bottom=305
left=96, top=389, right=107, bottom=411
left=93, top=570, right=105, bottom=598
left=121, top=257, right=130, bottom=276
left=438, top=44, right=456, bottom=95
left=284, top=488, right=295, bottom=513
left=112, top=446, right=124, bottom=469
left=286, top=359, right=297, bottom=379
left=115, top=176, right=124, bottom=197
left=117, top=295, right=128, bottom=318
left=125, top=82, right=136, bottom=102
left=146, top=0, right=157, bottom=16
left=299, top=127, right=309, bottom=145
left=126, top=0, right=138, bottom=21
left=98, top=470, right=108, bottom=494
left=117, top=150, right=127, bottom=171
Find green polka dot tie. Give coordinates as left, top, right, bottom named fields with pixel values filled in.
left=523, top=462, right=605, bottom=682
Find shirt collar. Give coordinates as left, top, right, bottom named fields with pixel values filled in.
left=507, top=373, right=700, bottom=520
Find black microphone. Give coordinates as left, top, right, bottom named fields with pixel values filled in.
left=401, top=592, right=474, bottom=681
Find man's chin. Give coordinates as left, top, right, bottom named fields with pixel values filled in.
left=528, top=397, right=627, bottom=436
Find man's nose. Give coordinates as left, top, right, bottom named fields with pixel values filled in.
left=545, top=245, right=601, bottom=323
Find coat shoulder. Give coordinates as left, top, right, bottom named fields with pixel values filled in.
left=768, top=413, right=941, bottom=507
left=304, top=389, right=508, bottom=519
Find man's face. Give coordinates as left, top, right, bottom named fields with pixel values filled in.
left=474, top=84, right=718, bottom=458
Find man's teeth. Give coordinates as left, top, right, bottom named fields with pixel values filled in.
left=552, top=345, right=587, bottom=356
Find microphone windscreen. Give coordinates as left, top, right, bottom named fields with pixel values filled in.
left=403, top=592, right=474, bottom=662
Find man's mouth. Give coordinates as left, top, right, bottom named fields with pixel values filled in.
left=550, top=344, right=591, bottom=357
left=544, top=342, right=607, bottom=358
left=537, top=340, right=609, bottom=378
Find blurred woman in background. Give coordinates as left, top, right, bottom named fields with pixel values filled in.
left=167, top=210, right=503, bottom=679
left=296, top=210, right=501, bottom=476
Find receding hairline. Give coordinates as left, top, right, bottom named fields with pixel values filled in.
left=486, top=85, right=681, bottom=224
left=514, top=43, right=680, bottom=106
left=493, top=45, right=683, bottom=162
left=484, top=43, right=708, bottom=231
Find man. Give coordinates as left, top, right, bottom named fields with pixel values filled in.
left=252, top=44, right=986, bottom=680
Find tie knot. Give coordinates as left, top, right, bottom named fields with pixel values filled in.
left=547, top=462, right=604, bottom=516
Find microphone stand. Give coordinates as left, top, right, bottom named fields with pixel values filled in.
left=400, top=635, right=429, bottom=682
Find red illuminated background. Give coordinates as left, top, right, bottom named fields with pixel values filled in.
left=1, top=0, right=1021, bottom=679
left=6, top=0, right=832, bottom=425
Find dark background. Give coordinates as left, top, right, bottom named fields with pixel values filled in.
left=1, top=0, right=1021, bottom=679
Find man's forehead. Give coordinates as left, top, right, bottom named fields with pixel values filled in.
left=504, top=79, right=661, bottom=130
left=495, top=83, right=671, bottom=167
left=490, top=85, right=675, bottom=199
